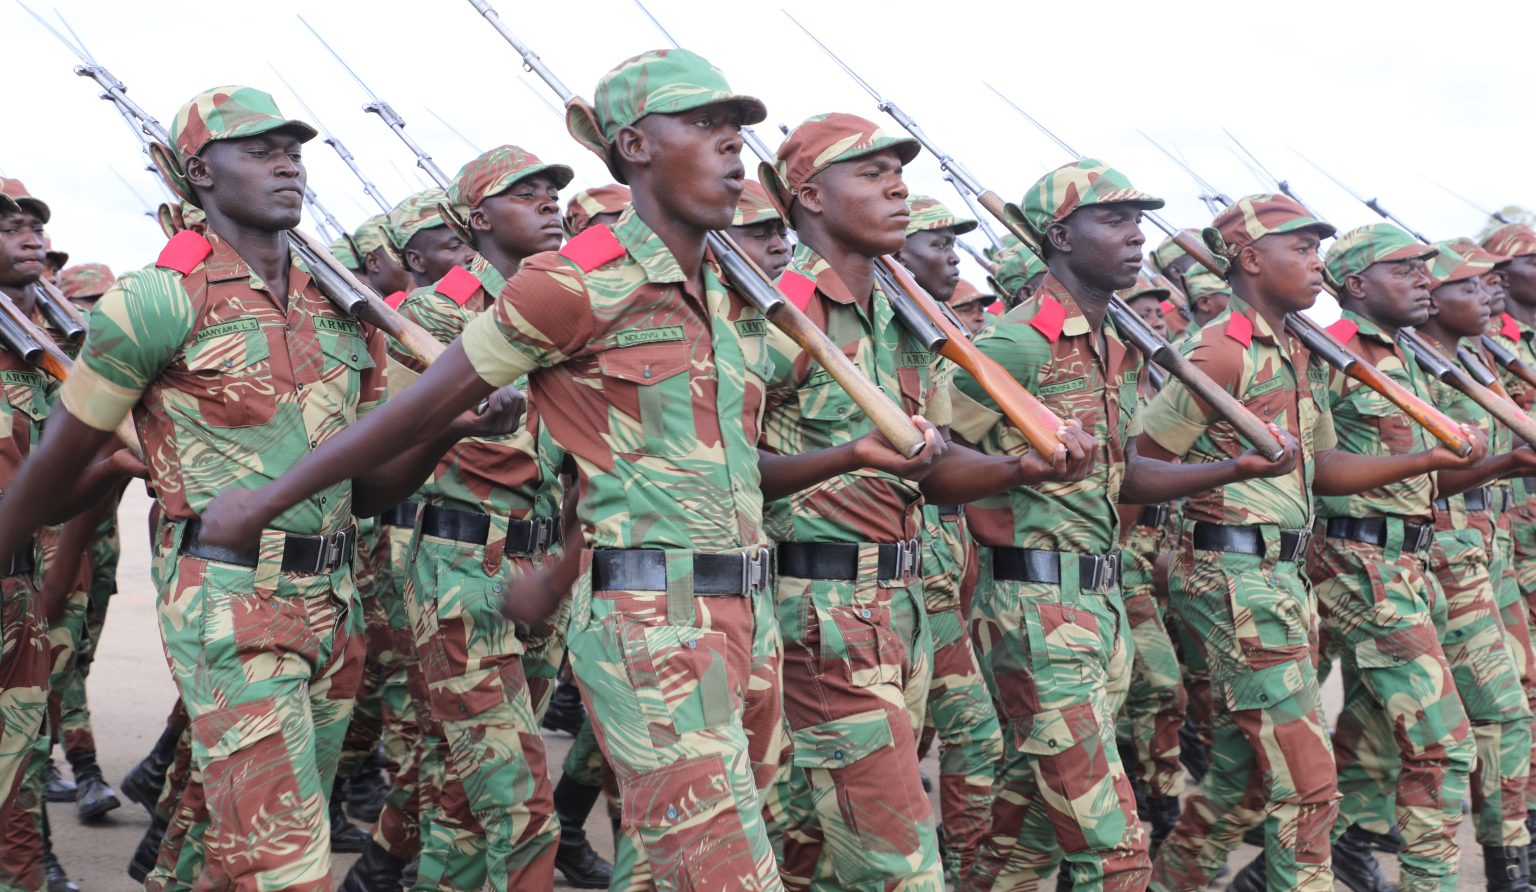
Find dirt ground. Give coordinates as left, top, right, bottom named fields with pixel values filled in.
left=47, top=484, right=1482, bottom=889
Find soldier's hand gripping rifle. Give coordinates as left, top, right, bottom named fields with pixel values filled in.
left=464, top=0, right=927, bottom=456
left=0, top=291, right=142, bottom=458
left=781, top=22, right=1281, bottom=459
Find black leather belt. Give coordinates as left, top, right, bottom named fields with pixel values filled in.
left=934, top=504, right=964, bottom=521
left=380, top=500, right=419, bottom=528
left=1520, top=477, right=1536, bottom=496
left=1500, top=486, right=1513, bottom=512
left=591, top=548, right=770, bottom=595
left=991, top=547, right=1119, bottom=589
left=182, top=521, right=356, bottom=574
left=1325, top=516, right=1434, bottom=553
left=2, top=540, right=35, bottom=578
left=1434, top=487, right=1491, bottom=514
left=419, top=504, right=558, bottom=554
left=1137, top=504, right=1170, bottom=528
left=776, top=540, right=921, bottom=582
left=1192, top=522, right=1308, bottom=562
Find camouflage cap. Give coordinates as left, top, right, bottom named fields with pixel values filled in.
left=567, top=49, right=766, bottom=182
left=1426, top=241, right=1492, bottom=290
left=353, top=213, right=397, bottom=256
left=42, top=235, right=67, bottom=267
left=993, top=245, right=1047, bottom=297
left=904, top=194, right=977, bottom=237
left=759, top=112, right=921, bottom=217
left=1151, top=232, right=1190, bottom=272
left=1009, top=159, right=1163, bottom=239
left=0, top=178, right=50, bottom=223
left=1483, top=223, right=1536, bottom=260
left=983, top=232, right=1025, bottom=264
left=563, top=184, right=632, bottom=237
left=388, top=189, right=451, bottom=246
left=732, top=179, right=782, bottom=228
left=58, top=263, right=114, bottom=299
left=1323, top=223, right=1437, bottom=290
left=329, top=232, right=362, bottom=270
left=169, top=85, right=317, bottom=164
left=1445, top=236, right=1510, bottom=268
left=1122, top=274, right=1171, bottom=303
left=448, top=145, right=575, bottom=218
left=1203, top=193, right=1335, bottom=261
left=949, top=278, right=988, bottom=307
left=1183, top=266, right=1233, bottom=303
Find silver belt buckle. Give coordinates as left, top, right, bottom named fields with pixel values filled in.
left=531, top=516, right=556, bottom=552
left=901, top=538, right=920, bottom=580
left=741, top=548, right=769, bottom=594
left=1084, top=551, right=1117, bottom=591
left=318, top=531, right=345, bottom=573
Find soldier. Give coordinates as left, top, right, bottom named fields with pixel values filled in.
left=194, top=50, right=947, bottom=891
left=561, top=183, right=630, bottom=238
left=1178, top=266, right=1233, bottom=338
left=894, top=193, right=1001, bottom=883
left=1151, top=231, right=1198, bottom=294
left=392, top=188, right=475, bottom=292
left=352, top=212, right=413, bottom=302
left=0, top=86, right=522, bottom=890
left=1312, top=222, right=1492, bottom=892
left=728, top=180, right=791, bottom=279
left=949, top=279, right=992, bottom=336
left=990, top=243, right=1046, bottom=310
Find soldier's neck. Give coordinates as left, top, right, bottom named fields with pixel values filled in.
left=0, top=282, right=34, bottom=314
left=1415, top=320, right=1462, bottom=358
left=1506, top=299, right=1536, bottom=327
left=206, top=216, right=291, bottom=304
left=1048, top=263, right=1110, bottom=330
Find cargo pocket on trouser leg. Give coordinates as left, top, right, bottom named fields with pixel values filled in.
left=1017, top=700, right=1130, bottom=853
left=620, top=752, right=762, bottom=891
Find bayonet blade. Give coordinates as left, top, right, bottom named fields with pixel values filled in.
left=984, top=83, right=1080, bottom=159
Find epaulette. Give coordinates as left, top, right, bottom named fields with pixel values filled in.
left=155, top=230, right=212, bottom=275
left=558, top=225, right=626, bottom=272
left=1502, top=312, right=1522, bottom=341
left=986, top=300, right=1004, bottom=316
left=1326, top=318, right=1358, bottom=343
left=1225, top=311, right=1253, bottom=348
left=777, top=271, right=817, bottom=312
left=1029, top=293, right=1066, bottom=342
left=435, top=266, right=482, bottom=307
left=384, top=290, right=409, bottom=310
left=1159, top=299, right=1175, bottom=314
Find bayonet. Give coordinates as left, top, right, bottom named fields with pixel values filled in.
left=1294, top=149, right=1432, bottom=244
left=1137, top=129, right=1230, bottom=213
left=1425, top=176, right=1512, bottom=226
left=429, top=109, right=484, bottom=155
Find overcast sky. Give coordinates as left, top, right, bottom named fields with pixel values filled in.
left=5, top=0, right=1530, bottom=323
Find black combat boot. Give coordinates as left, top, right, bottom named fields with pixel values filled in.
left=542, top=678, right=586, bottom=736
left=41, top=811, right=80, bottom=892
left=44, top=757, right=76, bottom=803
left=1225, top=853, right=1265, bottom=892
left=340, top=840, right=410, bottom=892
left=1332, top=824, right=1398, bottom=892
left=122, top=722, right=181, bottom=812
left=554, top=773, right=613, bottom=889
left=329, top=787, right=371, bottom=853
left=127, top=813, right=168, bottom=883
left=1178, top=718, right=1208, bottom=783
left=1486, top=844, right=1534, bottom=892
left=1363, top=825, right=1403, bottom=854
left=344, top=751, right=388, bottom=823
left=1147, top=795, right=1181, bottom=855
left=67, top=749, right=122, bottom=821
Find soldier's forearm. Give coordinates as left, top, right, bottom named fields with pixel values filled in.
left=757, top=443, right=863, bottom=503
left=1312, top=449, right=1437, bottom=497
left=918, top=443, right=1028, bottom=504
left=352, top=430, right=464, bottom=517
left=0, top=410, right=115, bottom=562
left=1120, top=451, right=1246, bottom=505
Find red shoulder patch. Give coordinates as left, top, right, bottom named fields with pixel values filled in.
left=1225, top=311, right=1253, bottom=347
left=777, top=271, right=817, bottom=313
left=1029, top=293, right=1066, bottom=342
left=558, top=225, right=626, bottom=273
left=1159, top=299, right=1175, bottom=314
left=435, top=266, right=482, bottom=307
left=1502, top=312, right=1521, bottom=341
left=986, top=300, right=1004, bottom=316
left=1326, top=318, right=1358, bottom=343
left=383, top=290, right=409, bottom=310
left=155, top=230, right=212, bottom=275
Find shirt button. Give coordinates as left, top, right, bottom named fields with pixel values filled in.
left=686, top=639, right=698, bottom=649
left=223, top=360, right=233, bottom=369
left=665, top=805, right=679, bottom=821
left=837, top=406, right=848, bottom=415
left=351, top=354, right=359, bottom=362
left=492, top=583, right=503, bottom=594
left=833, top=749, right=845, bottom=761
left=310, top=440, right=319, bottom=448
left=860, top=608, right=871, bottom=618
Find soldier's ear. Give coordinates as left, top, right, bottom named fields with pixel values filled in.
left=402, top=247, right=425, bottom=276
left=183, top=154, right=212, bottom=190
left=1343, top=272, right=1367, bottom=300
left=469, top=208, right=492, bottom=234
left=1236, top=245, right=1263, bottom=277
left=612, top=124, right=650, bottom=174
left=795, top=182, right=824, bottom=216
left=1044, top=220, right=1071, bottom=254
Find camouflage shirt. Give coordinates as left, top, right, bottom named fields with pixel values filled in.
left=951, top=273, right=1140, bottom=554
left=59, top=231, right=388, bottom=534
left=1488, top=312, right=1536, bottom=407
left=1316, top=309, right=1435, bottom=521
left=759, top=243, right=950, bottom=544
left=1420, top=339, right=1504, bottom=530
left=459, top=206, right=772, bottom=552
left=1137, top=298, right=1335, bottom=529
left=392, top=255, right=563, bottom=521
left=0, top=345, right=48, bottom=490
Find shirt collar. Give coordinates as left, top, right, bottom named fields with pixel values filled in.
left=1034, top=273, right=1092, bottom=339
left=785, top=241, right=860, bottom=305
left=611, top=205, right=686, bottom=285
left=1342, top=308, right=1396, bottom=345
left=1227, top=296, right=1280, bottom=344
left=469, top=252, right=506, bottom=297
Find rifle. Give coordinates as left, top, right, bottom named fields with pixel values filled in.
left=1481, top=335, right=1536, bottom=389
left=1457, top=344, right=1514, bottom=402
left=1425, top=177, right=1513, bottom=226
left=1399, top=329, right=1536, bottom=446
left=27, top=279, right=87, bottom=343
left=1137, top=129, right=1230, bottom=216
left=1222, top=129, right=1315, bottom=212
left=21, top=5, right=446, bottom=371
left=1294, top=150, right=1433, bottom=245
left=0, top=292, right=142, bottom=458
left=464, top=0, right=926, bottom=456
left=270, top=66, right=393, bottom=214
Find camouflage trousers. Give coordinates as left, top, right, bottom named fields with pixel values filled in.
left=571, top=547, right=784, bottom=891
left=919, top=507, right=1001, bottom=883
left=775, top=554, right=940, bottom=892
left=1316, top=525, right=1474, bottom=892
left=335, top=522, right=401, bottom=782
left=0, top=568, right=48, bottom=892
left=964, top=547, right=1148, bottom=892
left=55, top=507, right=120, bottom=760
left=1508, top=484, right=1536, bottom=809
left=369, top=520, right=425, bottom=861
left=154, top=523, right=366, bottom=892
left=399, top=524, right=558, bottom=891
left=1150, top=527, right=1337, bottom=892
left=1116, top=520, right=1187, bottom=799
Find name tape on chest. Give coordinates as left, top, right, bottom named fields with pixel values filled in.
left=615, top=326, right=686, bottom=347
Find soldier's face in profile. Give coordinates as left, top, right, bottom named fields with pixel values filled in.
left=898, top=227, right=961, bottom=302
left=1125, top=293, right=1167, bottom=338
left=1505, top=255, right=1536, bottom=308
left=1357, top=257, right=1432, bottom=328
left=1249, top=230, right=1324, bottom=313
left=190, top=132, right=308, bottom=232
left=404, top=226, right=475, bottom=285
left=728, top=220, right=791, bottom=279
left=0, top=211, right=47, bottom=288
left=1429, top=276, right=1491, bottom=338
left=624, top=102, right=747, bottom=233
left=802, top=149, right=910, bottom=258
left=476, top=173, right=564, bottom=258
left=1058, top=203, right=1146, bottom=292
left=1480, top=269, right=1507, bottom=315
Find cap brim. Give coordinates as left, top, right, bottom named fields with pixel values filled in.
left=757, top=162, right=794, bottom=220
left=1376, top=243, right=1439, bottom=265
left=649, top=92, right=768, bottom=128
left=46, top=250, right=68, bottom=266
left=812, top=134, right=921, bottom=183
left=228, top=117, right=319, bottom=146
left=566, top=100, right=623, bottom=183
left=475, top=162, right=579, bottom=210
left=16, top=197, right=50, bottom=224
left=1268, top=216, right=1337, bottom=241
left=1431, top=258, right=1492, bottom=289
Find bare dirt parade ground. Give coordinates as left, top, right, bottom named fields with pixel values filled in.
left=50, top=484, right=1482, bottom=889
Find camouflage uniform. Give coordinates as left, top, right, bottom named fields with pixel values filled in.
left=563, top=184, right=631, bottom=239
left=58, top=87, right=378, bottom=892
left=1312, top=225, right=1475, bottom=891
left=951, top=161, right=1159, bottom=891
left=1140, top=196, right=1341, bottom=891
left=459, top=48, right=786, bottom=892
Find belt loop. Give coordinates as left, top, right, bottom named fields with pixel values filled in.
left=1060, top=551, right=1081, bottom=595
left=255, top=528, right=285, bottom=598
left=664, top=550, right=694, bottom=625
left=482, top=513, right=511, bottom=577
left=1384, top=516, right=1404, bottom=562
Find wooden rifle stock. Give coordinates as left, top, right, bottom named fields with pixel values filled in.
left=877, top=257, right=1065, bottom=455
left=1482, top=335, right=1536, bottom=389
left=1398, top=331, right=1536, bottom=447
left=712, top=233, right=926, bottom=457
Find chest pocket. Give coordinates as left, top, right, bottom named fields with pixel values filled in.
left=797, top=372, right=862, bottom=450
left=179, top=329, right=276, bottom=429
left=2, top=379, right=48, bottom=424
left=1345, top=385, right=1415, bottom=454
left=598, top=341, right=694, bottom=457
left=317, top=330, right=376, bottom=420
